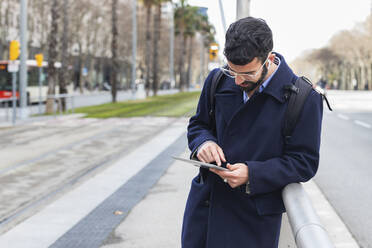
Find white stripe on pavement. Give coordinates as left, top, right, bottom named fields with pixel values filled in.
left=354, top=120, right=371, bottom=129
left=0, top=120, right=187, bottom=248
left=337, top=114, right=349, bottom=120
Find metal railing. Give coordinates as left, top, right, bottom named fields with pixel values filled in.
left=47, top=94, right=75, bottom=116
left=0, top=97, right=17, bottom=124
left=283, top=183, right=334, bottom=248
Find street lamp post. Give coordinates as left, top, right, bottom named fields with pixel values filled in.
left=218, top=0, right=227, bottom=34
left=19, top=0, right=28, bottom=119
left=236, top=0, right=251, bottom=20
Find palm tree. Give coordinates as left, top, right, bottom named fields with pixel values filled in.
left=175, top=3, right=216, bottom=91
left=184, top=6, right=200, bottom=89
left=174, top=0, right=187, bottom=91
left=152, top=0, right=171, bottom=96
left=46, top=0, right=60, bottom=114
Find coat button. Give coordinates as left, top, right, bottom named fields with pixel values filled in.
left=204, top=200, right=210, bottom=207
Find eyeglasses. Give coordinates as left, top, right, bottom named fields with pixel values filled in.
left=220, top=56, right=271, bottom=81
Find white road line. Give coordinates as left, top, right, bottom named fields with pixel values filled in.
left=337, top=114, right=349, bottom=120
left=354, top=120, right=371, bottom=129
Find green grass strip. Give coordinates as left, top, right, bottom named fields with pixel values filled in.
left=75, top=91, right=201, bottom=118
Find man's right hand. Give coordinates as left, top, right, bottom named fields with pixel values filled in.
left=197, top=141, right=226, bottom=166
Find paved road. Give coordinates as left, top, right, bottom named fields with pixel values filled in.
left=315, top=90, right=372, bottom=248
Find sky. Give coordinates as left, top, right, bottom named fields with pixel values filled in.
left=188, top=0, right=371, bottom=63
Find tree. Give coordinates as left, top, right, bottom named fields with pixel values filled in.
left=174, top=3, right=215, bottom=91
left=293, top=15, right=372, bottom=90
left=184, top=7, right=213, bottom=89
left=111, top=0, right=118, bottom=102
left=58, top=0, right=69, bottom=111
left=141, top=0, right=155, bottom=96
left=152, top=0, right=170, bottom=96
left=45, top=0, right=60, bottom=114
left=174, top=0, right=188, bottom=91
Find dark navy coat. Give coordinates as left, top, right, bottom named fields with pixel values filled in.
left=182, top=53, right=323, bottom=248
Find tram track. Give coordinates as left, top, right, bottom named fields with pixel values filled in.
left=0, top=132, right=150, bottom=232
left=0, top=118, right=103, bottom=149
left=0, top=124, right=124, bottom=176
left=0, top=116, right=188, bottom=233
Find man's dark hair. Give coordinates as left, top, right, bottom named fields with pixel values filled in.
left=224, top=17, right=273, bottom=65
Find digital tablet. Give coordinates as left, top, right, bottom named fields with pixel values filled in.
left=172, top=156, right=229, bottom=171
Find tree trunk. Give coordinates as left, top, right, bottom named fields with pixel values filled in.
left=186, top=36, right=193, bottom=90
left=46, top=0, right=60, bottom=114
left=111, top=0, right=118, bottom=102
left=178, top=34, right=187, bottom=91
left=152, top=3, right=161, bottom=96
left=78, top=42, right=84, bottom=94
left=58, top=0, right=69, bottom=111
left=145, top=5, right=152, bottom=97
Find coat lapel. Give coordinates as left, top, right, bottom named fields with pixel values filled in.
left=214, top=78, right=243, bottom=124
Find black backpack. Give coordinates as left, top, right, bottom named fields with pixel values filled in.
left=208, top=70, right=332, bottom=143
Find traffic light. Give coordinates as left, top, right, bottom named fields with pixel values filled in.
left=9, top=40, right=20, bottom=61
left=35, top=54, right=44, bottom=67
left=209, top=43, right=219, bottom=61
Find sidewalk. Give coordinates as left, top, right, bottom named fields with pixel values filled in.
left=99, top=148, right=357, bottom=248
left=0, top=116, right=359, bottom=247
left=99, top=149, right=297, bottom=248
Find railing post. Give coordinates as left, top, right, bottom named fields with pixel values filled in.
left=71, top=95, right=75, bottom=113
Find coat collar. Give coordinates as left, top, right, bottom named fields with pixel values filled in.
left=261, top=52, right=297, bottom=103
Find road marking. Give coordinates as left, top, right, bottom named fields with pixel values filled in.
left=337, top=114, right=349, bottom=120
left=354, top=120, right=371, bottom=129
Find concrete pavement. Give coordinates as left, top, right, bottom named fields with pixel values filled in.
left=0, top=114, right=359, bottom=247
left=99, top=149, right=358, bottom=248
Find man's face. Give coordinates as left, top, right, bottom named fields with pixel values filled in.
left=227, top=57, right=270, bottom=93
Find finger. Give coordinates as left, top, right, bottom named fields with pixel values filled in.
left=197, top=152, right=206, bottom=163
left=226, top=163, right=235, bottom=170
left=216, top=171, right=233, bottom=180
left=217, top=147, right=226, bottom=162
left=199, top=151, right=211, bottom=163
left=205, top=147, right=216, bottom=163
left=227, top=163, right=240, bottom=170
left=206, top=152, right=214, bottom=163
left=211, top=148, right=221, bottom=166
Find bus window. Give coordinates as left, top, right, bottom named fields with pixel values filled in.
left=0, top=65, right=12, bottom=92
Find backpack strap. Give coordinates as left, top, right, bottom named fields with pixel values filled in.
left=283, top=76, right=313, bottom=143
left=209, top=69, right=225, bottom=132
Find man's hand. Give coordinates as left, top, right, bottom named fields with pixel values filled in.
left=210, top=163, right=249, bottom=188
left=197, top=141, right=226, bottom=166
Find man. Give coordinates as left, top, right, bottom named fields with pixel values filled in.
left=182, top=17, right=323, bottom=248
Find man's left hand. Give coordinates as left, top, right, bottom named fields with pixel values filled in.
left=210, top=163, right=249, bottom=188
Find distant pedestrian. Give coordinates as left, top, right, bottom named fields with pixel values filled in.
left=182, top=17, right=324, bottom=248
